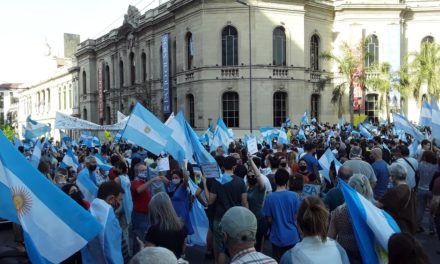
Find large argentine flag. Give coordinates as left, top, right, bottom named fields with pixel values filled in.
left=165, top=112, right=194, bottom=165
left=0, top=131, right=102, bottom=263
left=319, top=148, right=341, bottom=182
left=60, top=148, right=79, bottom=169
left=430, top=97, right=440, bottom=145
left=392, top=112, right=424, bottom=141
left=419, top=100, right=431, bottom=127
left=338, top=179, right=400, bottom=264
left=121, top=102, right=172, bottom=156
left=23, top=116, right=51, bottom=140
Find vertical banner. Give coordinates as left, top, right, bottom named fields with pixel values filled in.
left=162, top=33, right=171, bottom=114
left=98, top=63, right=104, bottom=121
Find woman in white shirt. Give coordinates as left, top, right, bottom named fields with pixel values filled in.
left=280, top=196, right=350, bottom=264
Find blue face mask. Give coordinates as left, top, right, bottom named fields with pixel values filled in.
left=138, top=169, right=148, bottom=179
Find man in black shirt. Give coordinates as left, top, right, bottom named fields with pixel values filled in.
left=207, top=156, right=248, bottom=264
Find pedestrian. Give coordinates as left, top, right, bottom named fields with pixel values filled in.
left=388, top=232, right=430, bottom=264
left=416, top=150, right=437, bottom=234
left=370, top=148, right=390, bottom=199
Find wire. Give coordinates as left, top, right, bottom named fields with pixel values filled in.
left=93, top=0, right=159, bottom=38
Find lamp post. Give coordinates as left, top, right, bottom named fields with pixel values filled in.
left=236, top=0, right=252, bottom=134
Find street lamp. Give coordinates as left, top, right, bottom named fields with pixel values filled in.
left=236, top=0, right=252, bottom=134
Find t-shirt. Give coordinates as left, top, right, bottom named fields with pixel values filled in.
left=343, top=159, right=377, bottom=186
left=211, top=175, right=247, bottom=220
left=324, top=186, right=344, bottom=212
left=379, top=184, right=416, bottom=234
left=247, top=185, right=266, bottom=220
left=372, top=160, right=389, bottom=199
left=302, top=153, right=323, bottom=172
left=130, top=179, right=151, bottom=214
left=418, top=162, right=437, bottom=191
left=395, top=158, right=418, bottom=189
left=144, top=224, right=187, bottom=257
left=263, top=191, right=301, bottom=247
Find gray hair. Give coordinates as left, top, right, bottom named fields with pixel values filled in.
left=129, top=247, right=177, bottom=264
left=389, top=163, right=407, bottom=181
left=149, top=192, right=184, bottom=231
left=348, top=173, right=374, bottom=201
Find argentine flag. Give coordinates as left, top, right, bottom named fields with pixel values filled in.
left=358, top=123, right=373, bottom=139
left=277, top=128, right=289, bottom=145
left=210, top=127, right=230, bottom=153
left=419, top=100, right=435, bottom=126
left=93, top=153, right=112, bottom=171
left=430, top=97, right=440, bottom=145
left=165, top=112, right=194, bottom=165
left=318, top=148, right=341, bottom=182
left=217, top=117, right=234, bottom=139
left=23, top=116, right=51, bottom=140
left=301, top=112, right=309, bottom=125
left=188, top=178, right=209, bottom=246
left=80, top=132, right=94, bottom=148
left=30, top=138, right=44, bottom=168
left=60, top=148, right=79, bottom=169
left=0, top=130, right=102, bottom=263
left=13, top=135, right=23, bottom=148
left=338, top=179, right=400, bottom=264
left=392, top=112, right=424, bottom=141
left=121, top=102, right=172, bottom=156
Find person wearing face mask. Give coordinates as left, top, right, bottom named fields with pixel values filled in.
left=168, top=166, right=194, bottom=238
left=82, top=181, right=125, bottom=264
left=295, top=159, right=313, bottom=183
left=245, top=154, right=266, bottom=252
left=76, top=156, right=100, bottom=202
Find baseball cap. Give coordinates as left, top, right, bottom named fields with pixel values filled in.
left=220, top=206, right=257, bottom=242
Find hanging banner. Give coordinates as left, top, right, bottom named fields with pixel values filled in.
left=162, top=33, right=171, bottom=114
left=98, top=63, right=104, bottom=121
left=54, top=112, right=127, bottom=131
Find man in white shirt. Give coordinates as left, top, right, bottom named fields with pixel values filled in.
left=394, top=145, right=418, bottom=189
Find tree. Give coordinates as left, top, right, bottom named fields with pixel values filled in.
left=1, top=124, right=16, bottom=143
left=408, top=41, right=440, bottom=103
left=321, top=41, right=366, bottom=125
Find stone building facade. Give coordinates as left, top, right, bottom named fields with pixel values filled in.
left=75, top=0, right=440, bottom=133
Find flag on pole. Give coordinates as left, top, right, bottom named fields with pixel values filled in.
left=23, top=116, right=51, bottom=140
left=165, top=112, right=194, bottom=165
left=30, top=138, right=44, bottom=168
left=121, top=102, right=172, bottom=156
left=301, top=112, right=309, bottom=125
left=277, top=128, right=289, bottom=145
left=0, top=130, right=102, bottom=263
left=358, top=123, right=373, bottom=139
left=430, top=97, right=440, bottom=145
left=392, top=112, right=424, bottom=141
left=60, top=148, right=80, bottom=169
left=338, top=178, right=400, bottom=264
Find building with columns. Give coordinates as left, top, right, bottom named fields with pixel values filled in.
left=75, top=0, right=440, bottom=134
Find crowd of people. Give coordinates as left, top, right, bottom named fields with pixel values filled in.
left=10, top=120, right=440, bottom=264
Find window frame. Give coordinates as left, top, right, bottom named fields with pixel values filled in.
left=273, top=27, right=286, bottom=66
left=273, top=91, right=287, bottom=127
left=221, top=26, right=239, bottom=66
left=222, top=91, right=239, bottom=128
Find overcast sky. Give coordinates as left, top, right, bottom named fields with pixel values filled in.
left=0, top=0, right=162, bottom=84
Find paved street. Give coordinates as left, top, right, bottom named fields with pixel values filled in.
left=1, top=222, right=439, bottom=263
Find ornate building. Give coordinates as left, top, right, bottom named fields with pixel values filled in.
left=75, top=0, right=440, bottom=133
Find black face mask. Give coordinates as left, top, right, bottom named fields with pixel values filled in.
left=248, top=178, right=257, bottom=186
left=88, top=165, right=97, bottom=172
left=299, top=165, right=307, bottom=171
left=280, top=162, right=287, bottom=167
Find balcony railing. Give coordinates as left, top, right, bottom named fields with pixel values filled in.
left=185, top=72, right=194, bottom=81
left=310, top=72, right=321, bottom=83
left=273, top=68, right=289, bottom=78
left=365, top=70, right=380, bottom=80
left=221, top=68, right=240, bottom=79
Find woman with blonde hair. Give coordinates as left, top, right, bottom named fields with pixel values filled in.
left=281, top=196, right=349, bottom=264
left=328, top=173, right=373, bottom=264
left=141, top=192, right=187, bottom=259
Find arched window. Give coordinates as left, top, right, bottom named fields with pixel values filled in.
left=130, top=52, right=135, bottom=85
left=63, top=86, right=67, bottom=110
left=310, top=34, right=320, bottom=71
left=222, top=26, right=238, bottom=66
left=186, top=94, right=195, bottom=127
left=69, top=85, right=72, bottom=109
left=187, top=32, right=194, bottom=70
left=273, top=27, right=286, bottom=66
left=422, top=36, right=434, bottom=44
left=58, top=89, right=62, bottom=110
left=82, top=71, right=87, bottom=94
left=105, top=65, right=110, bottom=90
left=222, top=91, right=239, bottom=127
left=365, top=94, right=379, bottom=123
left=273, top=92, right=287, bottom=127
left=83, top=108, right=87, bottom=120
left=119, top=60, right=124, bottom=87
left=141, top=52, right=147, bottom=82
left=47, top=89, right=51, bottom=111
left=311, top=94, right=320, bottom=120
left=365, top=35, right=379, bottom=67
left=106, top=106, right=111, bottom=125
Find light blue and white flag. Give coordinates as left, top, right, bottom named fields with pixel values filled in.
left=326, top=130, right=336, bottom=144
left=80, top=132, right=94, bottom=148
left=92, top=136, right=100, bottom=147
left=409, top=139, right=419, bottom=157
left=301, top=112, right=309, bottom=125
left=318, top=148, right=341, bottom=182
left=93, top=153, right=112, bottom=171
left=121, top=102, right=172, bottom=156
left=210, top=127, right=230, bottom=153
left=13, top=135, right=23, bottom=148
left=23, top=116, right=51, bottom=140
left=30, top=139, right=44, bottom=168
left=311, top=117, right=317, bottom=123
left=419, top=98, right=432, bottom=127
left=277, top=128, right=289, bottom=145
left=351, top=130, right=361, bottom=137
left=358, top=123, right=373, bottom=139
left=0, top=130, right=101, bottom=264
left=188, top=178, right=209, bottom=246
left=216, top=117, right=234, bottom=139
left=185, top=121, right=224, bottom=182
left=259, top=127, right=279, bottom=139
left=392, top=112, right=424, bottom=141
left=297, top=128, right=306, bottom=140
left=431, top=97, right=440, bottom=144
left=60, top=148, right=79, bottom=169
left=60, top=131, right=72, bottom=145
left=165, top=112, right=194, bottom=165
left=339, top=178, right=400, bottom=264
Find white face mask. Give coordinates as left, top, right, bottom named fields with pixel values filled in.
left=172, top=179, right=181, bottom=185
